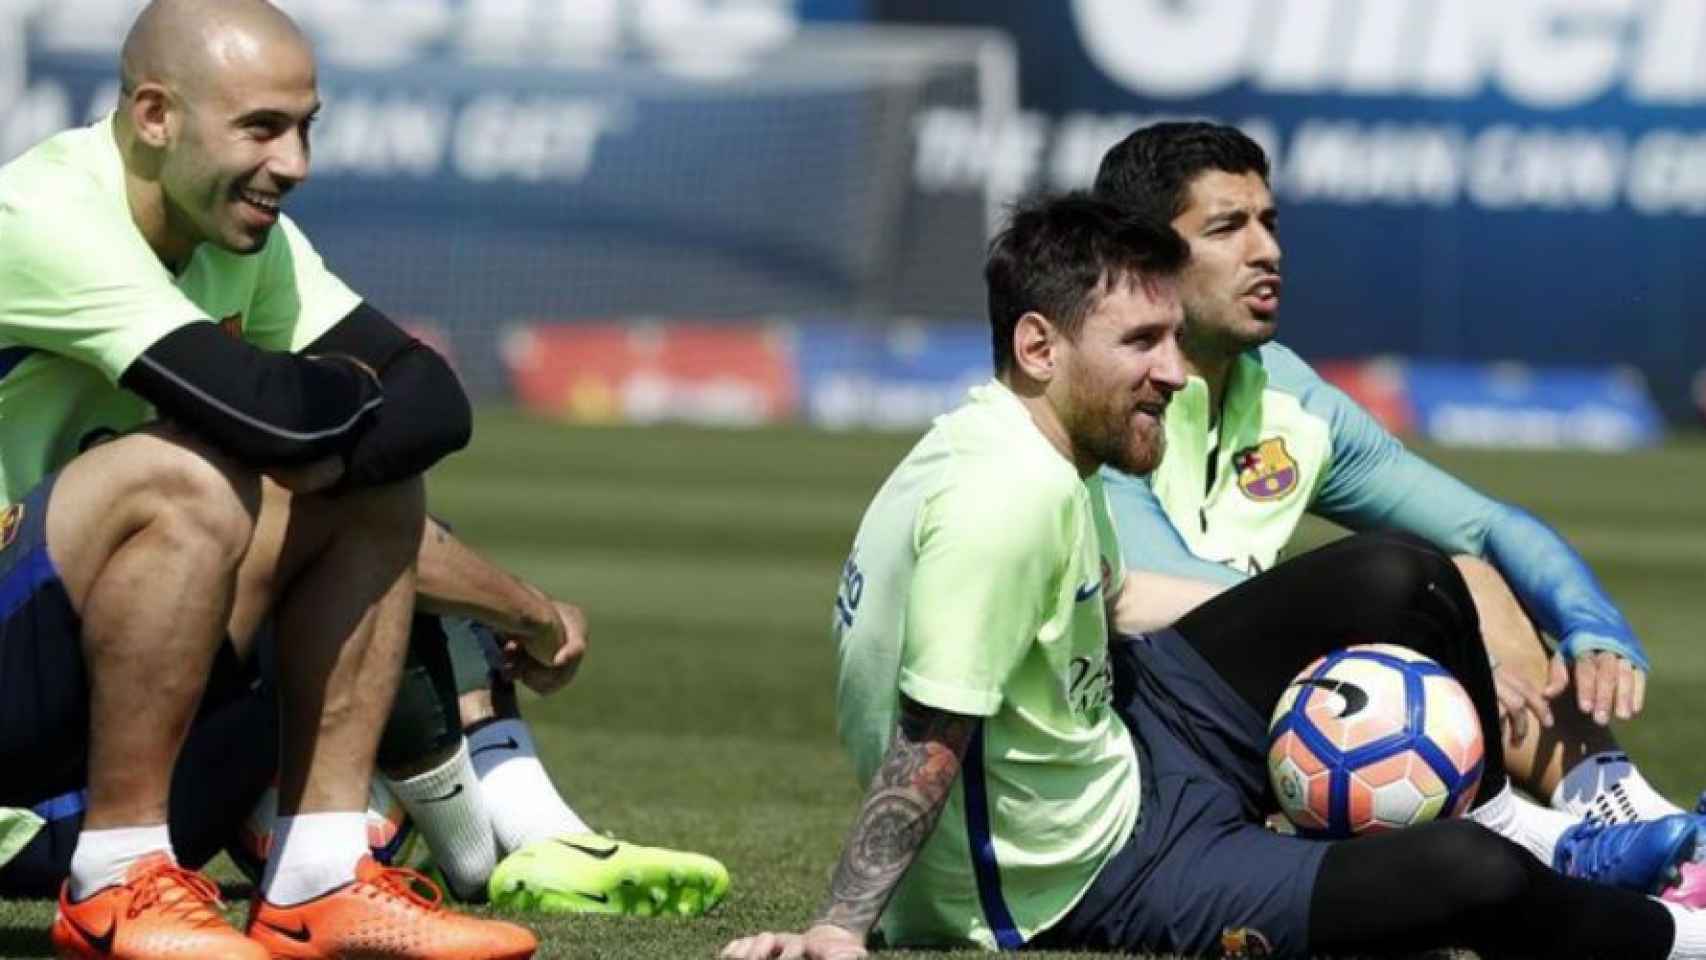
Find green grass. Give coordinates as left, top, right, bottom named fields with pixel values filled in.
left=3, top=412, right=1702, bottom=959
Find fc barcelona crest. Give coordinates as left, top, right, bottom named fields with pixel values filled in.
left=0, top=503, right=24, bottom=552
left=1219, top=927, right=1273, bottom=958
left=1233, top=438, right=1300, bottom=501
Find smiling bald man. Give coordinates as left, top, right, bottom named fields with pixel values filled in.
left=0, top=2, right=538, bottom=957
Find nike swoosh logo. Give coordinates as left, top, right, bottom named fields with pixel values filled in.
left=65, top=914, right=116, bottom=955
left=575, top=890, right=610, bottom=904
left=425, top=783, right=464, bottom=804
left=260, top=919, right=313, bottom=943
left=1074, top=581, right=1100, bottom=602
left=557, top=839, right=619, bottom=860
left=470, top=737, right=520, bottom=757
left=1294, top=677, right=1370, bottom=719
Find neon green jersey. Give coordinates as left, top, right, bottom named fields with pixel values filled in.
left=833, top=380, right=1135, bottom=950
left=0, top=116, right=361, bottom=506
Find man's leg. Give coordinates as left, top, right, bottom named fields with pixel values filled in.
left=229, top=478, right=537, bottom=959
left=1170, top=532, right=1695, bottom=887
left=1308, top=818, right=1687, bottom=958
left=376, top=614, right=499, bottom=901
left=1455, top=555, right=1683, bottom=820
left=443, top=618, right=730, bottom=915
left=1037, top=625, right=1696, bottom=960
left=1, top=676, right=278, bottom=899
left=25, top=429, right=275, bottom=959
left=223, top=475, right=422, bottom=904
left=45, top=430, right=259, bottom=885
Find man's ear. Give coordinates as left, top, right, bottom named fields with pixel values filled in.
left=1012, top=311, right=1058, bottom=383
left=129, top=83, right=174, bottom=149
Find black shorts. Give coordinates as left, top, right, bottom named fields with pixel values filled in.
left=0, top=475, right=88, bottom=807
left=0, top=687, right=277, bottom=898
left=1029, top=630, right=1328, bottom=958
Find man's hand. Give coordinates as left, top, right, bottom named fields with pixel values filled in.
left=719, top=924, right=867, bottom=960
left=497, top=599, right=587, bottom=696
left=1545, top=649, right=1646, bottom=726
left=1493, top=662, right=1552, bottom=743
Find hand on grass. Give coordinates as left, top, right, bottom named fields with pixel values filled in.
left=1545, top=649, right=1646, bottom=726
left=719, top=924, right=867, bottom=960
left=1493, top=662, right=1552, bottom=743
left=498, top=599, right=587, bottom=696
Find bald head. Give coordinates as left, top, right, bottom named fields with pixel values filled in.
left=121, top=0, right=312, bottom=101
left=116, top=0, right=322, bottom=266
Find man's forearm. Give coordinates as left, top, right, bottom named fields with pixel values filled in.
left=415, top=517, right=554, bottom=635
left=1110, top=569, right=1225, bottom=635
left=1483, top=506, right=1646, bottom=667
left=813, top=697, right=976, bottom=937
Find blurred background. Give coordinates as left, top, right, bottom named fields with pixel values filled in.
left=2, top=5, right=1703, bottom=957
left=6, top=0, right=1705, bottom=442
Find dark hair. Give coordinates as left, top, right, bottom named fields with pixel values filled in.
left=1092, top=122, right=1270, bottom=224
left=985, top=192, right=1188, bottom=372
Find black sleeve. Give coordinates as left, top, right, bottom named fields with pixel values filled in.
left=303, top=303, right=472, bottom=488
left=120, top=322, right=384, bottom=465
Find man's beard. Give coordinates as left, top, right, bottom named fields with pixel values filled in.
left=1182, top=301, right=1277, bottom=359
left=1068, top=380, right=1167, bottom=477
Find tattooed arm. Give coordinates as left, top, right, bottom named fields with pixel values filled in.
left=720, top=695, right=978, bottom=960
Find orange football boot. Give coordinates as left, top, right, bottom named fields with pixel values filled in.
left=246, top=857, right=537, bottom=960
left=51, top=852, right=267, bottom=960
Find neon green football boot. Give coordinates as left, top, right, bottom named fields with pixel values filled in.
left=487, top=833, right=730, bottom=917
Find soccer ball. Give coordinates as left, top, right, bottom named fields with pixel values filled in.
left=1267, top=643, right=1484, bottom=838
left=231, top=778, right=424, bottom=881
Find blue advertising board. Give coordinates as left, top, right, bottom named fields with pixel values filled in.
left=869, top=0, right=1706, bottom=423
left=0, top=0, right=929, bottom=396
left=794, top=321, right=990, bottom=429
left=1401, top=361, right=1664, bottom=450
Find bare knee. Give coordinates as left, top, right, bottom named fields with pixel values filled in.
left=49, top=432, right=260, bottom=602
left=141, top=445, right=260, bottom=560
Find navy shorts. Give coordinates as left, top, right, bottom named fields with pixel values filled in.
left=0, top=686, right=277, bottom=897
left=1030, top=630, right=1329, bottom=959
left=0, top=476, right=88, bottom=808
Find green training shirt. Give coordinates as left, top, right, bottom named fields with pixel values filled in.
left=833, top=380, right=1136, bottom=950
left=0, top=115, right=361, bottom=507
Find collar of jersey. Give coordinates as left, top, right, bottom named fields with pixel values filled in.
left=968, top=378, right=1083, bottom=475
left=1161, top=351, right=1272, bottom=495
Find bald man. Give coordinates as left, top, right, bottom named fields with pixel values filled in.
left=0, top=1, right=543, bottom=957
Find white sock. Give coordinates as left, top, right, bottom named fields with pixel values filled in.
left=384, top=739, right=496, bottom=900
left=261, top=811, right=366, bottom=906
left=1661, top=899, right=1706, bottom=959
left=68, top=824, right=173, bottom=900
left=1468, top=780, right=1580, bottom=865
left=467, top=718, right=591, bottom=853
left=1553, top=751, right=1686, bottom=823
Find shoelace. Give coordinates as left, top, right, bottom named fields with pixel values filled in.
left=367, top=865, right=444, bottom=913
left=127, top=862, right=226, bottom=929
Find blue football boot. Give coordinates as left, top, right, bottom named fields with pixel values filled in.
left=1554, top=812, right=1700, bottom=893
left=1658, top=794, right=1706, bottom=908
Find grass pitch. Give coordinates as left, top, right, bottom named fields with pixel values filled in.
left=2, top=411, right=1702, bottom=959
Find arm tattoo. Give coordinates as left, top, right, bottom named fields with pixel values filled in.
left=813, top=695, right=977, bottom=937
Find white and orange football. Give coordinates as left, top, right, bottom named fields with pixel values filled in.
left=1268, top=643, right=1484, bottom=837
